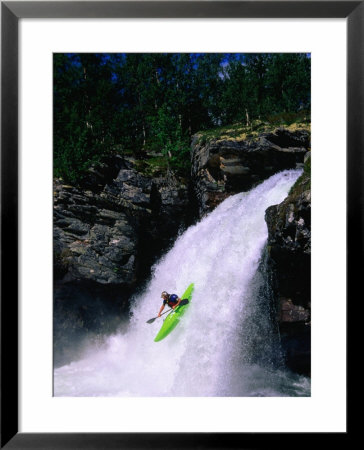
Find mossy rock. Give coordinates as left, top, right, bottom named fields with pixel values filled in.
left=289, top=154, right=311, bottom=197
left=133, top=156, right=169, bottom=177
left=196, top=119, right=311, bottom=146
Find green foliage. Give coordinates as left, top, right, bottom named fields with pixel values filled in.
left=266, top=110, right=311, bottom=126
left=54, top=53, right=119, bottom=183
left=169, top=141, right=191, bottom=176
left=134, top=157, right=169, bottom=177
left=54, top=53, right=311, bottom=184
left=147, top=103, right=191, bottom=176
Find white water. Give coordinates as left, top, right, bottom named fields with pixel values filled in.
left=54, top=170, right=311, bottom=397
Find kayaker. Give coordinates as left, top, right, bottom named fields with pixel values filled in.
left=157, top=291, right=182, bottom=317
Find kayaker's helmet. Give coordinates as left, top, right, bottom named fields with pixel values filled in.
left=161, top=291, right=169, bottom=299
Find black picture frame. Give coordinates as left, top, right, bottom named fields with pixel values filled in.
left=1, top=1, right=357, bottom=448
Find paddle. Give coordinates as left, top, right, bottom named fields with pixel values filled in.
left=146, top=299, right=189, bottom=324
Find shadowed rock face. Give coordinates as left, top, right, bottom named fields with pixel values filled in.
left=265, top=163, right=311, bottom=376
left=191, top=128, right=310, bottom=217
left=53, top=280, right=131, bottom=367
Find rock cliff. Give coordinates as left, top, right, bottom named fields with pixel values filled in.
left=191, top=127, right=310, bottom=217
left=265, top=153, right=311, bottom=375
left=54, top=155, right=190, bottom=285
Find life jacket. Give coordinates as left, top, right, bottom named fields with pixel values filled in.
left=164, top=294, right=178, bottom=307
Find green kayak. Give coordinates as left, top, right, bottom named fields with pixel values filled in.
left=154, top=283, right=194, bottom=342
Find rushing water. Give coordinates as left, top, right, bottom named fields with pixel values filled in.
left=54, top=170, right=311, bottom=397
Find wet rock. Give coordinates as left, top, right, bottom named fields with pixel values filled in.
left=265, top=160, right=311, bottom=376
left=279, top=298, right=310, bottom=323
left=279, top=322, right=311, bottom=376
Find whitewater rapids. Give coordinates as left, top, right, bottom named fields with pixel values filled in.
left=54, top=170, right=311, bottom=397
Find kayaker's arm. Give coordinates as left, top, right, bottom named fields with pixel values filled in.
left=158, top=303, right=165, bottom=317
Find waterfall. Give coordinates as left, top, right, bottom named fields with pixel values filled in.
left=54, top=170, right=310, bottom=397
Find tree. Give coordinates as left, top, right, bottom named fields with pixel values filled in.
left=54, top=52, right=311, bottom=183
left=54, top=53, right=120, bottom=183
